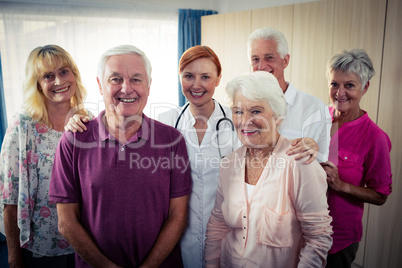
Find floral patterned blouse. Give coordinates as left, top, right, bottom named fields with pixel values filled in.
left=0, top=112, right=77, bottom=257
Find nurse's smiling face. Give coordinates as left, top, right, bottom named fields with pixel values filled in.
left=180, top=57, right=221, bottom=108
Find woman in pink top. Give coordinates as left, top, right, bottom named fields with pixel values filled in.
left=204, top=71, right=333, bottom=268
left=321, top=49, right=392, bottom=268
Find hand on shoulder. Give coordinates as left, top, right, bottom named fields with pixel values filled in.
left=64, top=114, right=91, bottom=133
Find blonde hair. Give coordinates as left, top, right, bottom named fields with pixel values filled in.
left=23, top=45, right=87, bottom=127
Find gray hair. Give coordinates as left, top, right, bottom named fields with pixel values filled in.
left=247, top=27, right=289, bottom=61
left=226, top=71, right=287, bottom=121
left=97, top=45, right=152, bottom=86
left=326, top=49, right=375, bottom=91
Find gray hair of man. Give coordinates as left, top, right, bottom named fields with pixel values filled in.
left=247, top=27, right=289, bottom=61
left=226, top=71, right=287, bottom=128
left=97, top=44, right=152, bottom=86
left=326, top=49, right=375, bottom=91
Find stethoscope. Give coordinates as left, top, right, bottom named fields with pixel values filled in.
left=175, top=100, right=235, bottom=159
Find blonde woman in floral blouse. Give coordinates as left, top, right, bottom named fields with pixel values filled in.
left=0, top=45, right=90, bottom=267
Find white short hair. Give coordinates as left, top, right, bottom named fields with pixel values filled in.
left=247, top=27, right=289, bottom=61
left=326, top=49, right=375, bottom=91
left=226, top=71, right=287, bottom=121
left=97, top=45, right=152, bottom=86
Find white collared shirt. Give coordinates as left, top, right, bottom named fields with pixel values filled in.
left=280, top=82, right=331, bottom=162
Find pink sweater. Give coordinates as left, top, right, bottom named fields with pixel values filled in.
left=327, top=107, right=392, bottom=253
left=205, top=136, right=333, bottom=268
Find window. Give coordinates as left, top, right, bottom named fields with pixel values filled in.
left=0, top=2, right=179, bottom=122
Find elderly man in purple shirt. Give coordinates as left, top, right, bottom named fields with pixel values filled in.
left=49, top=45, right=191, bottom=267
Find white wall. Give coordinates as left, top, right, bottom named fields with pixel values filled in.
left=0, top=0, right=322, bottom=14
left=218, top=0, right=322, bottom=13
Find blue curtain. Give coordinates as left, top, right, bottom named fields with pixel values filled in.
left=0, top=52, right=7, bottom=147
left=178, top=9, right=218, bottom=106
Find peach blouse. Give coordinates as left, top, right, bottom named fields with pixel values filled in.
left=204, top=136, right=333, bottom=268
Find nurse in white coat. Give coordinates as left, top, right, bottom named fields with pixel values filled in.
left=158, top=45, right=238, bottom=268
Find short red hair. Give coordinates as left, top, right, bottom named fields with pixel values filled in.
left=179, top=45, right=222, bottom=76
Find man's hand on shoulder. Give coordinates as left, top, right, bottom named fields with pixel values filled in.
left=286, top=137, right=319, bottom=164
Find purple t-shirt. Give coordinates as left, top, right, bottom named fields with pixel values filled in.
left=327, top=107, right=392, bottom=254
left=49, top=111, right=191, bottom=267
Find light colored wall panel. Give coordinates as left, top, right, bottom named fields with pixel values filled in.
left=202, top=11, right=251, bottom=106
left=364, top=0, right=402, bottom=267
left=332, top=0, right=387, bottom=120
left=201, top=14, right=227, bottom=104
left=251, top=5, right=294, bottom=81
left=218, top=0, right=322, bottom=14
left=201, top=13, right=225, bottom=77
left=354, top=204, right=369, bottom=266
left=201, top=14, right=225, bottom=55
left=220, top=11, right=252, bottom=106
left=291, top=0, right=334, bottom=104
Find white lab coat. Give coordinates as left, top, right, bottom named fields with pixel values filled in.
left=158, top=100, right=238, bottom=268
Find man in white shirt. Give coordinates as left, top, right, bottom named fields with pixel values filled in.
left=247, top=27, right=331, bottom=163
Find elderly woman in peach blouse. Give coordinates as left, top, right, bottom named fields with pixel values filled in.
left=204, top=71, right=333, bottom=268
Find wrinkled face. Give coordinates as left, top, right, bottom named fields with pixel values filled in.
left=180, top=58, right=221, bottom=107
left=38, top=60, right=76, bottom=106
left=329, top=70, right=367, bottom=114
left=99, top=54, right=150, bottom=119
left=250, top=39, right=289, bottom=84
left=232, top=92, right=280, bottom=148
